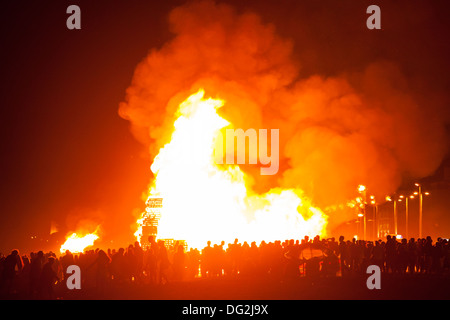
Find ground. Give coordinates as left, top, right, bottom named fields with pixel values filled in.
left=54, top=274, right=450, bottom=300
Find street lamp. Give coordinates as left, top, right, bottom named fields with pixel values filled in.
left=358, top=185, right=367, bottom=240
left=406, top=195, right=415, bottom=240
left=399, top=194, right=414, bottom=240
left=370, top=196, right=378, bottom=240
left=394, top=197, right=398, bottom=235
left=385, top=195, right=398, bottom=236
left=415, top=183, right=430, bottom=239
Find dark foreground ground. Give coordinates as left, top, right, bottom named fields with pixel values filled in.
left=3, top=276, right=446, bottom=319
left=49, top=274, right=450, bottom=300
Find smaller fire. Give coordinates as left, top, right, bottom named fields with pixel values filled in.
left=60, top=232, right=99, bottom=254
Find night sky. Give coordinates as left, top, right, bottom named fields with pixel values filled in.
left=1, top=0, right=449, bottom=253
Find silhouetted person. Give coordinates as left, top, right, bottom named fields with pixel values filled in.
left=385, top=235, right=396, bottom=273
left=247, top=241, right=259, bottom=277
left=397, top=238, right=409, bottom=274
left=144, top=239, right=158, bottom=285
left=124, top=244, right=137, bottom=282
left=443, top=239, right=450, bottom=274
left=270, top=240, right=284, bottom=279
left=88, top=250, right=111, bottom=294
left=134, top=241, right=144, bottom=281
left=157, top=241, right=170, bottom=285
left=60, top=250, right=74, bottom=281
left=339, top=236, right=349, bottom=276
left=172, top=245, right=185, bottom=282
left=240, top=241, right=251, bottom=276
left=111, top=248, right=125, bottom=283
left=417, top=238, right=425, bottom=273
left=201, top=241, right=213, bottom=278
left=349, top=238, right=360, bottom=272
left=1, top=249, right=23, bottom=295
left=406, top=238, right=417, bottom=274
left=39, top=257, right=58, bottom=299
left=227, top=239, right=241, bottom=276
left=210, top=243, right=225, bottom=277
left=186, top=248, right=200, bottom=279
left=423, top=236, right=433, bottom=273
left=29, top=251, right=44, bottom=297
left=372, top=241, right=384, bottom=271
left=322, top=248, right=339, bottom=277
left=217, top=241, right=226, bottom=276
left=432, top=239, right=444, bottom=274
left=283, top=239, right=301, bottom=278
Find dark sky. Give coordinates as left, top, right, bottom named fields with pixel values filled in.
left=1, top=0, right=449, bottom=253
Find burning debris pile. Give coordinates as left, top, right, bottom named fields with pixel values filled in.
left=60, top=232, right=99, bottom=254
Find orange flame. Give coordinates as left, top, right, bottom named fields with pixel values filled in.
left=135, top=89, right=327, bottom=249
left=60, top=232, right=99, bottom=254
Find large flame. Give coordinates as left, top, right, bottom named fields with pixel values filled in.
left=136, top=89, right=327, bottom=249
left=60, top=232, right=99, bottom=254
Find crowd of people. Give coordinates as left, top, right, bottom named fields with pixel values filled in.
left=0, top=234, right=449, bottom=298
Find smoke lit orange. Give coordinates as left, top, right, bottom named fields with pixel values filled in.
left=119, top=0, right=449, bottom=235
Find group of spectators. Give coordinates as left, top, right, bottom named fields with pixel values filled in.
left=1, top=234, right=449, bottom=298
left=337, top=235, right=449, bottom=276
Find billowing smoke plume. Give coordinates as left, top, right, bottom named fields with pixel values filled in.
left=119, top=1, right=448, bottom=226
left=64, top=207, right=104, bottom=235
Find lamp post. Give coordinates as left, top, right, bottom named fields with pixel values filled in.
left=394, top=198, right=398, bottom=235
left=388, top=195, right=399, bottom=235
left=370, top=196, right=378, bottom=240
left=358, top=185, right=367, bottom=240
left=415, top=183, right=423, bottom=238
left=385, top=196, right=391, bottom=235
left=399, top=195, right=406, bottom=237
left=414, top=183, right=430, bottom=239
left=375, top=202, right=379, bottom=239
left=399, top=194, right=416, bottom=240
left=398, top=194, right=413, bottom=239
left=385, top=195, right=399, bottom=236
left=405, top=195, right=415, bottom=240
